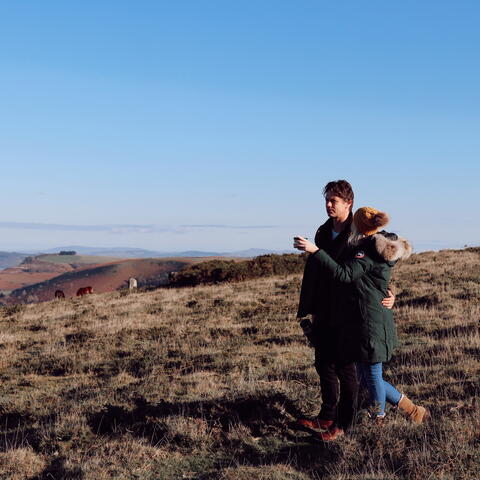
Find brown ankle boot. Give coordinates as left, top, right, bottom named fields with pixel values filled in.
left=398, top=395, right=429, bottom=424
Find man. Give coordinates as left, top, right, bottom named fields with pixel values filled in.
left=294, top=180, right=394, bottom=441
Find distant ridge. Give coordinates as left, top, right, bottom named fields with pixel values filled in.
left=39, top=246, right=293, bottom=258
left=2, top=242, right=478, bottom=270
left=0, top=246, right=295, bottom=271
left=0, top=251, right=31, bottom=270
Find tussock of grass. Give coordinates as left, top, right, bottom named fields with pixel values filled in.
left=0, top=249, right=478, bottom=479
left=0, top=447, right=46, bottom=479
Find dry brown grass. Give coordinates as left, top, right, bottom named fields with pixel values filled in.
left=0, top=248, right=478, bottom=479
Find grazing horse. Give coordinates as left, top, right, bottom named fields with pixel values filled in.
left=54, top=290, right=65, bottom=299
left=76, top=286, right=93, bottom=296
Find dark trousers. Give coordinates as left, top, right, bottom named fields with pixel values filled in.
left=314, top=353, right=359, bottom=430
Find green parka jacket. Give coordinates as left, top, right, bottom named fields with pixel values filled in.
left=310, top=232, right=412, bottom=363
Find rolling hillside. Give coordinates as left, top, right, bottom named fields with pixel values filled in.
left=0, top=254, right=119, bottom=294
left=0, top=247, right=478, bottom=479
left=5, top=257, right=229, bottom=304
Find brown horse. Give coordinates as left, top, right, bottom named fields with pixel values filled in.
left=54, top=290, right=65, bottom=299
left=76, top=286, right=93, bottom=296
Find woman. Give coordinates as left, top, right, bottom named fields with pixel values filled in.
left=294, top=207, right=428, bottom=436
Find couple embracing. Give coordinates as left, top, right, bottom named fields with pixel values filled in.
left=294, top=180, right=428, bottom=441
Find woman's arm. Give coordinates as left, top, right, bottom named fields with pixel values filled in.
left=311, top=249, right=373, bottom=283
left=294, top=236, right=373, bottom=283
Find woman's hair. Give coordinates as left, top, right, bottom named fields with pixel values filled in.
left=348, top=223, right=366, bottom=246
left=323, top=180, right=354, bottom=206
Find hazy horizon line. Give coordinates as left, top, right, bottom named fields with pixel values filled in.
left=0, top=221, right=279, bottom=235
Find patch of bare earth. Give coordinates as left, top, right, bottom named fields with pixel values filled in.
left=0, top=248, right=478, bottom=479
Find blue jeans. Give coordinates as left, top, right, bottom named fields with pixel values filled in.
left=356, top=362, right=402, bottom=416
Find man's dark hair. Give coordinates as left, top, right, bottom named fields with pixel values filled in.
left=323, top=180, right=354, bottom=206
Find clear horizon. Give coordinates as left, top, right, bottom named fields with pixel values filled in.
left=2, top=1, right=479, bottom=253
left=0, top=237, right=475, bottom=255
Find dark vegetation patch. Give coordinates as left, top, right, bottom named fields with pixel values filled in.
left=90, top=354, right=156, bottom=378
left=27, top=324, right=48, bottom=332
left=212, top=298, right=233, bottom=308
left=163, top=360, right=194, bottom=374
left=88, top=392, right=303, bottom=441
left=146, top=304, right=163, bottom=314
left=464, top=346, right=480, bottom=357
left=451, top=290, right=479, bottom=300
left=254, top=335, right=297, bottom=346
left=113, top=326, right=170, bottom=344
left=164, top=347, right=232, bottom=373
left=169, top=254, right=306, bottom=287
left=400, top=324, right=427, bottom=335
left=422, top=380, right=479, bottom=400
left=30, top=456, right=84, bottom=480
left=237, top=304, right=273, bottom=320
left=61, top=384, right=100, bottom=402
left=209, top=327, right=233, bottom=339
left=167, top=349, right=181, bottom=358
left=0, top=304, right=25, bottom=318
left=0, top=424, right=42, bottom=453
left=393, top=343, right=448, bottom=365
left=65, top=330, right=95, bottom=344
left=85, top=394, right=361, bottom=477
left=191, top=353, right=216, bottom=365
left=430, top=323, right=479, bottom=339
left=242, top=326, right=259, bottom=335
left=135, top=326, right=171, bottom=341
left=16, top=339, right=41, bottom=351
left=266, top=369, right=313, bottom=382
left=0, top=411, right=59, bottom=454
left=395, top=292, right=442, bottom=308
left=18, top=353, right=77, bottom=376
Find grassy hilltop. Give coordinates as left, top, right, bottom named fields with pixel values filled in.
left=0, top=248, right=478, bottom=480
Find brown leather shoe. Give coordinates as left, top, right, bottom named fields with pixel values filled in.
left=319, top=426, right=344, bottom=442
left=297, top=418, right=334, bottom=431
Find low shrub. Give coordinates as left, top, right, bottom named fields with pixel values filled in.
left=169, top=253, right=306, bottom=287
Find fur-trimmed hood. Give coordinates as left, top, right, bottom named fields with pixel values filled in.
left=372, top=232, right=412, bottom=262
left=350, top=230, right=412, bottom=262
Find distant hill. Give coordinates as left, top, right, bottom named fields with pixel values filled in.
left=0, top=251, right=30, bottom=270
left=0, top=253, right=125, bottom=293
left=36, top=253, right=122, bottom=265
left=5, top=256, right=231, bottom=304
left=40, top=246, right=292, bottom=258
left=39, top=246, right=161, bottom=258
left=0, top=250, right=251, bottom=300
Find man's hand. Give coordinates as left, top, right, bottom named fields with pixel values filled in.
left=293, top=236, right=319, bottom=254
left=382, top=289, right=395, bottom=309
left=299, top=318, right=316, bottom=348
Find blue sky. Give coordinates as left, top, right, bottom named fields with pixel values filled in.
left=1, top=1, right=479, bottom=252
